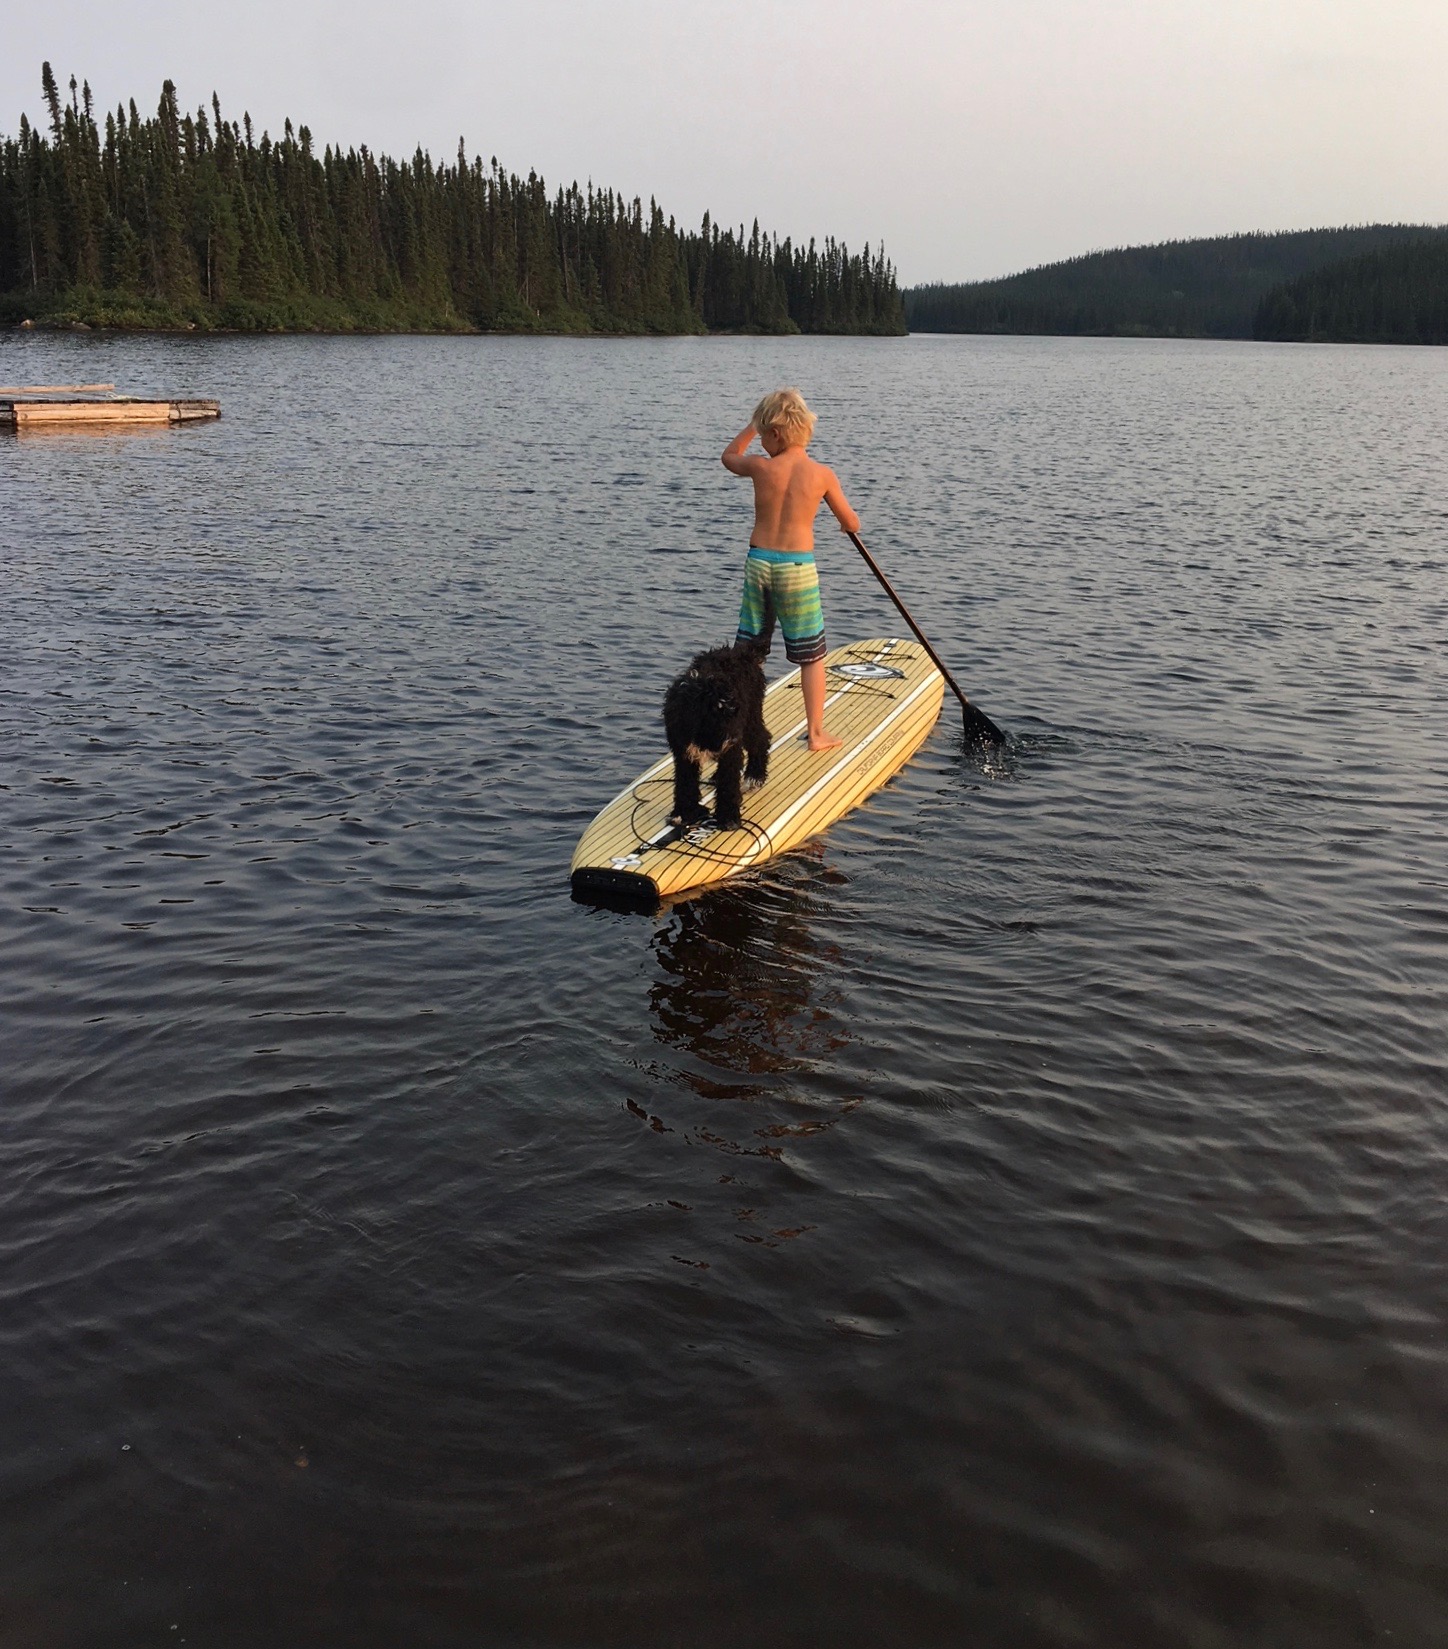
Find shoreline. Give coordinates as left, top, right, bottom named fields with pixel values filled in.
left=7, top=319, right=908, bottom=340
left=10, top=322, right=1438, bottom=346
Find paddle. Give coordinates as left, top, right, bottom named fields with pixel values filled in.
left=846, top=531, right=1007, bottom=749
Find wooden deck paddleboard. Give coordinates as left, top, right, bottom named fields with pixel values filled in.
left=571, top=638, right=944, bottom=906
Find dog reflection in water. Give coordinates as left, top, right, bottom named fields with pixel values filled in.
left=663, top=641, right=769, bottom=830
left=647, top=857, right=852, bottom=1089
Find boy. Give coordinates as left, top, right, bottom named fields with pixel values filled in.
left=722, top=388, right=859, bottom=752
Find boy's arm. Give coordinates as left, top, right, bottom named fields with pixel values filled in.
left=822, top=468, right=861, bottom=534
left=722, top=424, right=764, bottom=476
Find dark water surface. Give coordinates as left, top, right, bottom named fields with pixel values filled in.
left=3, top=332, right=1446, bottom=1648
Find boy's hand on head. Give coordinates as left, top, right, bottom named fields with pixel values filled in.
left=723, top=423, right=765, bottom=473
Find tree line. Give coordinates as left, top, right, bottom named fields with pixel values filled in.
left=904, top=226, right=1448, bottom=340
left=0, top=65, right=904, bottom=336
left=1253, top=239, right=1448, bottom=345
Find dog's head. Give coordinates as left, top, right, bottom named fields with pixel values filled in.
left=665, top=643, right=763, bottom=752
left=682, top=670, right=739, bottom=750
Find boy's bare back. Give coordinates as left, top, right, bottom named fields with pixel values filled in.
left=721, top=428, right=859, bottom=550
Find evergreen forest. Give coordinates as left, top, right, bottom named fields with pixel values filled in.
left=0, top=65, right=904, bottom=336
left=1253, top=239, right=1448, bottom=345
left=905, top=226, right=1448, bottom=340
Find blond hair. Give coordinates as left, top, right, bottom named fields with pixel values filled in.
left=752, top=387, right=817, bottom=448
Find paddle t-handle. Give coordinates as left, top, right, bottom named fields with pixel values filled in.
left=846, top=531, right=1006, bottom=749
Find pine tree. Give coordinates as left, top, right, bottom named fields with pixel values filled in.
left=1, top=63, right=903, bottom=334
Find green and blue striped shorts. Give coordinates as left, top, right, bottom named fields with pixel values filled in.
left=735, top=547, right=827, bottom=665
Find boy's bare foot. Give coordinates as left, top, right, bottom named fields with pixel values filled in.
left=807, top=730, right=844, bottom=752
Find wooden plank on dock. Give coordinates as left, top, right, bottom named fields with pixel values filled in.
left=0, top=383, right=117, bottom=395
left=1, top=397, right=220, bottom=429
left=11, top=400, right=172, bottom=426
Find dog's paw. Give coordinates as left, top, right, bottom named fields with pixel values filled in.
left=713, top=811, right=744, bottom=831
left=670, top=807, right=711, bottom=828
left=743, top=774, right=765, bottom=792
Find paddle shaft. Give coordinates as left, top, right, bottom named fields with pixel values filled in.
left=846, top=531, right=1005, bottom=746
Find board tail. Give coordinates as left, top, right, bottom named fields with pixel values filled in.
left=570, top=866, right=660, bottom=911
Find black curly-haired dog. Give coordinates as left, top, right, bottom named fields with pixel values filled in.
left=663, top=642, right=770, bottom=831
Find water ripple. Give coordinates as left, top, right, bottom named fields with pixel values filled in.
left=2, top=331, right=1447, bottom=1647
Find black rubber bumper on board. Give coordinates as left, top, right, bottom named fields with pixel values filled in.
left=570, top=867, right=661, bottom=911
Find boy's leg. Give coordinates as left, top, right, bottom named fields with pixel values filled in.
left=776, top=558, right=841, bottom=752
left=736, top=555, right=774, bottom=654
left=800, top=660, right=842, bottom=752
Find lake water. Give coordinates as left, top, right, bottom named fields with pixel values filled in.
left=3, top=330, right=1446, bottom=1648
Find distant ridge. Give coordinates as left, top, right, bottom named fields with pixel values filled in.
left=905, top=226, right=1448, bottom=340
left=1254, top=239, right=1448, bottom=345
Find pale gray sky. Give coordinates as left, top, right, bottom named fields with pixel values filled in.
left=7, top=0, right=1446, bottom=285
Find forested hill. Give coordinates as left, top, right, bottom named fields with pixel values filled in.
left=1254, top=239, right=1448, bottom=345
left=0, top=65, right=904, bottom=335
left=905, top=226, right=1448, bottom=339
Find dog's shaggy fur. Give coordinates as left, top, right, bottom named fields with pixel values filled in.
left=663, top=642, right=770, bottom=831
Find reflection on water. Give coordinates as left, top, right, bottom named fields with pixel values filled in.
left=650, top=852, right=851, bottom=1088
left=636, top=852, right=862, bottom=1171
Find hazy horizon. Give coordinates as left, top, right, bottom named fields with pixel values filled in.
left=6, top=0, right=1446, bottom=288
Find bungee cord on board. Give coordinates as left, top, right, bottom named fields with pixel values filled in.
left=626, top=775, right=773, bottom=867
left=621, top=643, right=923, bottom=867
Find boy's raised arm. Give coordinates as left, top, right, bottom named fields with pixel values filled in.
left=722, top=424, right=761, bottom=475
left=823, top=469, right=861, bottom=534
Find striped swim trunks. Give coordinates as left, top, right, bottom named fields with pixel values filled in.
left=735, top=547, right=827, bottom=665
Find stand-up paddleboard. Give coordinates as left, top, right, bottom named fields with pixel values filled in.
left=571, top=638, right=944, bottom=907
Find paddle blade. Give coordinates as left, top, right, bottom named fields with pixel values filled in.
left=962, top=699, right=1008, bottom=749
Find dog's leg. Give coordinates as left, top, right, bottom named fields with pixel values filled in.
left=713, top=745, right=745, bottom=830
left=670, top=748, right=710, bottom=827
left=744, top=701, right=770, bottom=789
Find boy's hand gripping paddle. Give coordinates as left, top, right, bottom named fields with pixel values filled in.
left=846, top=531, right=1007, bottom=750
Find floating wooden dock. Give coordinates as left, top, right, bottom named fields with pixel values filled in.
left=0, top=385, right=220, bottom=430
